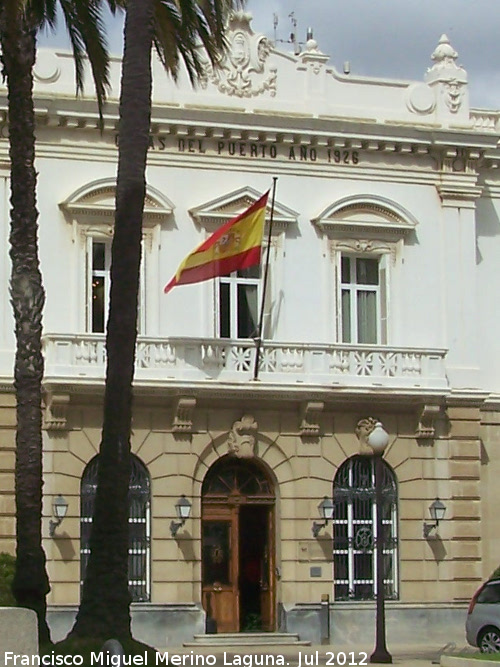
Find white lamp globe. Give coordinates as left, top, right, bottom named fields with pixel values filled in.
left=367, top=421, right=389, bottom=454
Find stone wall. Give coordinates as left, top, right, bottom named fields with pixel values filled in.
left=0, top=392, right=16, bottom=556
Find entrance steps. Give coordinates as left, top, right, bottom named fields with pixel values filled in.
left=184, top=633, right=311, bottom=647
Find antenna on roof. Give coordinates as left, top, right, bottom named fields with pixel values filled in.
left=273, top=11, right=306, bottom=55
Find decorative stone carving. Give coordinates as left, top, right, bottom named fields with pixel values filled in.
left=425, top=35, right=468, bottom=117
left=201, top=12, right=277, bottom=98
left=43, top=392, right=70, bottom=431
left=406, top=83, right=435, bottom=115
left=172, top=397, right=196, bottom=432
left=33, top=51, right=61, bottom=84
left=228, top=415, right=258, bottom=458
left=355, top=417, right=378, bottom=455
left=300, top=401, right=324, bottom=437
left=298, top=39, right=329, bottom=74
left=416, top=404, right=441, bottom=439
left=329, top=238, right=397, bottom=266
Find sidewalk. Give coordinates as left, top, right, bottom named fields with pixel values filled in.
left=153, top=643, right=459, bottom=667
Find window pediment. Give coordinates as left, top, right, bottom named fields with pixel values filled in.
left=312, top=195, right=417, bottom=239
left=59, top=178, right=174, bottom=226
left=189, top=186, right=298, bottom=232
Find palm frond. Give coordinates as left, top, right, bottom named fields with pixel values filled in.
left=154, top=0, right=244, bottom=85
left=57, top=0, right=110, bottom=119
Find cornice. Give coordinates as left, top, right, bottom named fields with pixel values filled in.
left=42, top=375, right=450, bottom=408
left=0, top=92, right=496, bottom=157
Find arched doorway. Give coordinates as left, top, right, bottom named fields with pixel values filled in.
left=201, top=456, right=276, bottom=633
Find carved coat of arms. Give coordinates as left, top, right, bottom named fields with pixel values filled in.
left=201, top=12, right=277, bottom=98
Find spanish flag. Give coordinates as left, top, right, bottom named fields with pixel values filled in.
left=164, top=191, right=269, bottom=294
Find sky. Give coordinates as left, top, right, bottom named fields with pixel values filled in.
left=39, top=0, right=500, bottom=110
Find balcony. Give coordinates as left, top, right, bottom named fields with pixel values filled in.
left=41, top=333, right=449, bottom=395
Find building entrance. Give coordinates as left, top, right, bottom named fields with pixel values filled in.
left=201, top=457, right=276, bottom=633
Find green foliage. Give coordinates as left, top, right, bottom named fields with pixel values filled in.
left=242, top=612, right=262, bottom=633
left=44, top=638, right=157, bottom=667
left=0, top=552, right=16, bottom=606
left=490, top=564, right=500, bottom=580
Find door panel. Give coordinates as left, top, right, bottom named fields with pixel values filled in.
left=201, top=458, right=276, bottom=633
left=202, top=509, right=239, bottom=632
left=259, top=506, right=275, bottom=631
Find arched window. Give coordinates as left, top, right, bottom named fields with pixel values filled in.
left=80, top=454, right=151, bottom=602
left=332, top=455, right=398, bottom=601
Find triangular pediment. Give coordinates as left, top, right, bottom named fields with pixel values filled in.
left=189, top=186, right=297, bottom=231
left=59, top=178, right=174, bottom=225
left=312, top=195, right=418, bottom=238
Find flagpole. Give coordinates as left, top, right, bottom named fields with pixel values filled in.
left=253, top=177, right=278, bottom=381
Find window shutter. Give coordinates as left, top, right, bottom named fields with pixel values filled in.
left=262, top=243, right=273, bottom=340
left=379, top=255, right=389, bottom=345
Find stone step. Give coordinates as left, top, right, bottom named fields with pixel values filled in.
left=184, top=632, right=311, bottom=647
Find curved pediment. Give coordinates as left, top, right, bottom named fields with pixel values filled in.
left=59, top=178, right=174, bottom=225
left=312, top=195, right=418, bottom=238
left=189, top=186, right=298, bottom=231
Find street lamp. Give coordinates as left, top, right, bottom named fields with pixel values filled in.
left=170, top=495, right=192, bottom=537
left=312, top=496, right=335, bottom=537
left=423, top=498, right=447, bottom=538
left=49, top=494, right=69, bottom=538
left=367, top=421, right=392, bottom=664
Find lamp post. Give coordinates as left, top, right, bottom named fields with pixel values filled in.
left=367, top=422, right=392, bottom=664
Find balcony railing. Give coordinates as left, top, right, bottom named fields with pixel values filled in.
left=41, top=333, right=448, bottom=391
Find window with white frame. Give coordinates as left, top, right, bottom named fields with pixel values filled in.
left=332, top=455, right=398, bottom=601
left=88, top=238, right=111, bottom=334
left=86, top=235, right=145, bottom=334
left=218, top=264, right=262, bottom=339
left=60, top=178, right=172, bottom=337
left=313, top=196, right=418, bottom=347
left=340, top=255, right=385, bottom=344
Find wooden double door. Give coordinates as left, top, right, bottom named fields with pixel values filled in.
left=202, top=500, right=275, bottom=633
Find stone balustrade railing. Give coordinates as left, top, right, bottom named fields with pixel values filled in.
left=470, top=110, right=500, bottom=132
left=41, top=333, right=448, bottom=391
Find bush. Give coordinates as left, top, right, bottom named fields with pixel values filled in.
left=0, top=552, right=16, bottom=605
left=490, top=564, right=500, bottom=580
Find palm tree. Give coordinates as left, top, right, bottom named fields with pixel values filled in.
left=0, top=0, right=110, bottom=644
left=70, top=0, right=241, bottom=640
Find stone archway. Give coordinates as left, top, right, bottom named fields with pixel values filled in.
left=201, top=455, right=276, bottom=633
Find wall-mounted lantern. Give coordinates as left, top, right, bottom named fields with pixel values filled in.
left=170, top=495, right=192, bottom=538
left=49, top=494, right=69, bottom=537
left=312, top=496, right=334, bottom=537
left=423, top=498, right=446, bottom=538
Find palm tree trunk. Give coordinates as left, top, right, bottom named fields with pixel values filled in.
left=0, top=12, right=51, bottom=646
left=70, top=0, right=156, bottom=639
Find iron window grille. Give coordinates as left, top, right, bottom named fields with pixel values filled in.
left=80, top=454, right=151, bottom=602
left=333, top=455, right=399, bottom=601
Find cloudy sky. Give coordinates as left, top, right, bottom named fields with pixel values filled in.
left=39, top=0, right=500, bottom=110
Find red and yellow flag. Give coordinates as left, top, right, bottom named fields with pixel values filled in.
left=164, top=191, right=269, bottom=294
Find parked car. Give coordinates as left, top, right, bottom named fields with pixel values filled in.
left=466, top=578, right=500, bottom=653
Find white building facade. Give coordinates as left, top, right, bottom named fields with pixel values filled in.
left=1, top=14, right=500, bottom=647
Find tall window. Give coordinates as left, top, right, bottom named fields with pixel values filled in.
left=80, top=454, right=151, bottom=602
left=86, top=237, right=145, bottom=334
left=89, top=239, right=111, bottom=333
left=218, top=265, right=261, bottom=339
left=332, top=455, right=398, bottom=601
left=341, top=256, right=382, bottom=344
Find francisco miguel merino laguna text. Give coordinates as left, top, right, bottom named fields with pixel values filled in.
left=4, top=651, right=370, bottom=666
left=4, top=652, right=291, bottom=666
